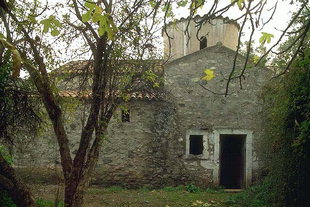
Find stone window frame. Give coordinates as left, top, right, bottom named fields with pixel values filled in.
left=185, top=129, right=209, bottom=159
left=212, top=128, right=253, bottom=188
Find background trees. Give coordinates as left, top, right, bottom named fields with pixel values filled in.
left=259, top=20, right=310, bottom=207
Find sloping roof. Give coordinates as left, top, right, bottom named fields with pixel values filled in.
left=50, top=60, right=91, bottom=77
left=164, top=42, right=240, bottom=66
left=53, top=60, right=164, bottom=101
left=58, top=90, right=160, bottom=100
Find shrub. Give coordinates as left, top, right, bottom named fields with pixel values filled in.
left=0, top=191, right=16, bottom=207
left=186, top=184, right=200, bottom=193
left=36, top=199, right=64, bottom=207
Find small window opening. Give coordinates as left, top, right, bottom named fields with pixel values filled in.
left=200, top=37, right=207, bottom=50
left=189, top=135, right=204, bottom=155
left=121, top=110, right=130, bottom=122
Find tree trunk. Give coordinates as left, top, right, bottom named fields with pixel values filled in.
left=64, top=170, right=90, bottom=207
left=63, top=129, right=107, bottom=207
left=0, top=154, right=36, bottom=207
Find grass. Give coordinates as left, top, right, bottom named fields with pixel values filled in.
left=30, top=185, right=234, bottom=207
left=88, top=187, right=231, bottom=207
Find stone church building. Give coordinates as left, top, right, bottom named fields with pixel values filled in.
left=15, top=17, right=270, bottom=189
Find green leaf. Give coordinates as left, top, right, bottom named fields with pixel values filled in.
left=85, top=0, right=96, bottom=9
left=92, top=13, right=102, bottom=23
left=94, top=5, right=103, bottom=14
left=82, top=11, right=92, bottom=22
left=92, top=5, right=103, bottom=22
left=53, top=19, right=62, bottom=27
left=190, top=0, right=205, bottom=14
left=51, top=29, right=60, bottom=36
left=237, top=0, right=244, bottom=10
left=231, top=0, right=244, bottom=10
left=97, top=14, right=118, bottom=40
left=259, top=32, right=274, bottom=45
left=98, top=26, right=105, bottom=37
left=28, top=15, right=36, bottom=23
left=201, top=69, right=216, bottom=81
left=40, top=19, right=51, bottom=33
left=149, top=0, right=157, bottom=8
left=177, top=0, right=188, bottom=7
left=40, top=15, right=62, bottom=36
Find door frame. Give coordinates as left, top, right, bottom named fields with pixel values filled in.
left=212, top=129, right=253, bottom=188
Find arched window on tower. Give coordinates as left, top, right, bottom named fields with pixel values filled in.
left=200, top=36, right=207, bottom=50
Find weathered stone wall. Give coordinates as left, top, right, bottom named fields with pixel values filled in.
left=94, top=100, right=176, bottom=187
left=164, top=43, right=271, bottom=186
left=12, top=99, right=179, bottom=187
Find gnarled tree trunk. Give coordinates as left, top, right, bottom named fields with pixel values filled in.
left=63, top=123, right=109, bottom=207
left=0, top=154, right=36, bottom=207
left=64, top=173, right=90, bottom=207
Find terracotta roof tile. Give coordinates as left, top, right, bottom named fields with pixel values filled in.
left=58, top=90, right=160, bottom=100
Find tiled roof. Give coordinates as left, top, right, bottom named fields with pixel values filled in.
left=58, top=90, right=161, bottom=100
left=53, top=60, right=164, bottom=101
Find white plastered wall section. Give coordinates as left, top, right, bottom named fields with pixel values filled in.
left=185, top=128, right=253, bottom=188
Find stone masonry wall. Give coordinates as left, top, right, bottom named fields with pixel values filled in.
left=164, top=43, right=271, bottom=186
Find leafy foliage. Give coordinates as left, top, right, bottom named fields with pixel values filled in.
left=0, top=60, right=41, bottom=145
left=81, top=0, right=118, bottom=39
left=0, top=191, right=16, bottom=207
left=186, top=184, right=201, bottom=193
left=257, top=49, right=310, bottom=207
left=225, top=180, right=275, bottom=207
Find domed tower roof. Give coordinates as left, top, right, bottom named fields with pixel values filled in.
left=163, top=15, right=239, bottom=61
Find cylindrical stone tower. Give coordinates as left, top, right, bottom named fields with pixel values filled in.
left=163, top=16, right=239, bottom=60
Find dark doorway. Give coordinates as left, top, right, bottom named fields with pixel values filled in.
left=220, top=134, right=246, bottom=189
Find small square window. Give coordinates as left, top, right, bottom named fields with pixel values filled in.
left=121, top=110, right=130, bottom=122
left=200, top=36, right=207, bottom=50
left=189, top=135, right=203, bottom=155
